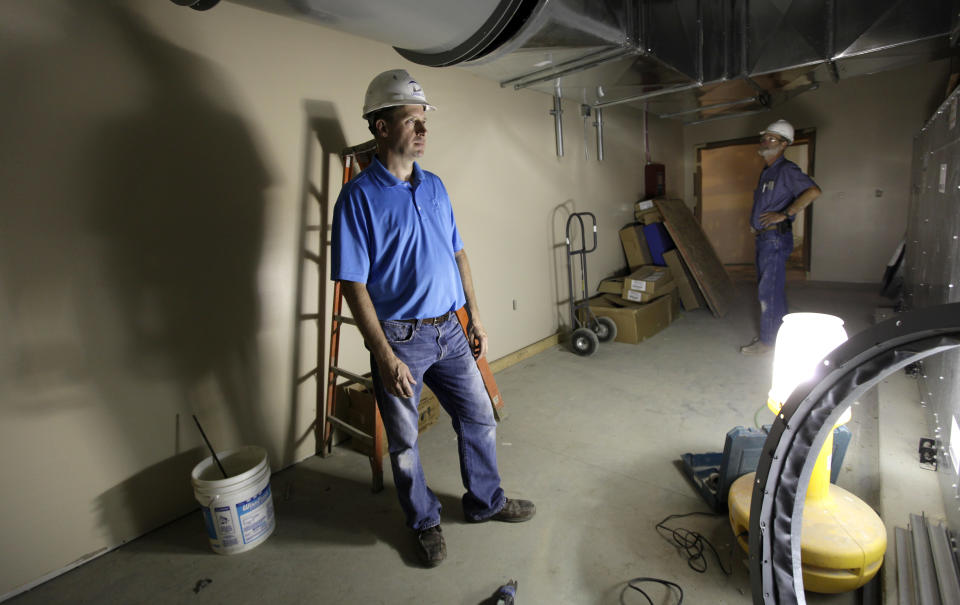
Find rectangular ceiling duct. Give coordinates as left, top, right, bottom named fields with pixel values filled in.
left=460, top=0, right=959, bottom=122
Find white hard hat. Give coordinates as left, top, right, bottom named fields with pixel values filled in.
left=760, top=119, right=794, bottom=144
left=362, top=69, right=436, bottom=119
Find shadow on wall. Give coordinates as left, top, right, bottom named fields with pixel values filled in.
left=0, top=1, right=271, bottom=544
left=286, top=100, right=347, bottom=462
left=94, top=447, right=207, bottom=550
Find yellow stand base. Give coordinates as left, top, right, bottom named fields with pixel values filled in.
left=728, top=472, right=886, bottom=594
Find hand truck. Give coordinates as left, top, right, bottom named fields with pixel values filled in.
left=565, top=212, right=617, bottom=355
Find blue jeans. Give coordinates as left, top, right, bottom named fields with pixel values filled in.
left=370, top=316, right=505, bottom=530
left=755, top=231, right=794, bottom=344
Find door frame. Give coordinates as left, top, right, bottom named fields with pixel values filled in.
left=695, top=128, right=817, bottom=271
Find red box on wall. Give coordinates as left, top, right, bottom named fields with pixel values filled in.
left=645, top=163, right=665, bottom=198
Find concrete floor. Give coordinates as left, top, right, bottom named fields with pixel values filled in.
left=9, top=281, right=905, bottom=605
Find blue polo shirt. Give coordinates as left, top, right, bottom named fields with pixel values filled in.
left=751, top=156, right=817, bottom=231
left=331, top=156, right=466, bottom=320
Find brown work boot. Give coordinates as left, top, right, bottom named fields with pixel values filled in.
left=415, top=525, right=446, bottom=567
left=488, top=498, right=536, bottom=523
left=740, top=338, right=773, bottom=355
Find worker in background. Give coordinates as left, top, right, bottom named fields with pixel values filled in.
left=740, top=119, right=822, bottom=355
left=331, top=70, right=535, bottom=567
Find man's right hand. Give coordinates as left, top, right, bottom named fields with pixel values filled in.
left=377, top=353, right=416, bottom=398
left=340, top=281, right=417, bottom=399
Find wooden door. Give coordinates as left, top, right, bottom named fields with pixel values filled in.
left=697, top=139, right=812, bottom=269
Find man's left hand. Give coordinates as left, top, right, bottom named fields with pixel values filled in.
left=758, top=211, right=788, bottom=228
left=467, top=319, right=488, bottom=360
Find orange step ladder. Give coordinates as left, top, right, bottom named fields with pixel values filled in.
left=321, top=141, right=505, bottom=492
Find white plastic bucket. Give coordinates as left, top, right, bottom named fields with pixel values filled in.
left=190, top=446, right=275, bottom=555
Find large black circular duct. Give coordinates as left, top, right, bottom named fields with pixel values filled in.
left=393, top=0, right=540, bottom=67
left=749, top=303, right=960, bottom=603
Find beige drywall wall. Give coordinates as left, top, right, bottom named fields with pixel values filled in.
left=0, top=0, right=681, bottom=596
left=682, top=59, right=950, bottom=283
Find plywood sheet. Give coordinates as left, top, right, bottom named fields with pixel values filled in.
left=654, top=198, right=735, bottom=318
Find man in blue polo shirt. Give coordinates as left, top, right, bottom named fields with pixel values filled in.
left=741, top=119, right=822, bottom=355
left=331, top=69, right=535, bottom=567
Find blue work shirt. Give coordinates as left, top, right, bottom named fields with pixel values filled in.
left=331, top=155, right=466, bottom=320
left=750, top=156, right=817, bottom=231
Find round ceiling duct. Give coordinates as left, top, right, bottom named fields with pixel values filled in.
left=214, top=0, right=539, bottom=67
left=394, top=0, right=541, bottom=67
left=170, top=0, right=221, bottom=9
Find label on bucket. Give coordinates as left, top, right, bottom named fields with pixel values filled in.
left=215, top=505, right=239, bottom=547
left=237, top=484, right=274, bottom=545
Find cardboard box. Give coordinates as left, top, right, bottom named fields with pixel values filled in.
left=601, top=293, right=627, bottom=306
left=603, top=289, right=680, bottom=313
left=622, top=278, right=676, bottom=303
left=334, top=382, right=440, bottom=456
left=597, top=277, right=624, bottom=295
left=668, top=288, right=681, bottom=321
left=641, top=286, right=680, bottom=318
left=662, top=249, right=702, bottom=311
left=635, top=200, right=663, bottom=224
left=589, top=294, right=673, bottom=344
left=418, top=387, right=441, bottom=431
left=618, top=224, right=653, bottom=270
left=622, top=265, right=674, bottom=296
left=635, top=207, right=663, bottom=224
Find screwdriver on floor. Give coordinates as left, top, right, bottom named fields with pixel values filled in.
left=495, top=580, right=518, bottom=605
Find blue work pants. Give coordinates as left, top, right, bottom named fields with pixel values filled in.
left=370, top=316, right=505, bottom=530
left=755, top=231, right=794, bottom=344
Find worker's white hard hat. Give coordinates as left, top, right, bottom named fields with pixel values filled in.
left=362, top=69, right=436, bottom=119
left=760, top=119, right=794, bottom=144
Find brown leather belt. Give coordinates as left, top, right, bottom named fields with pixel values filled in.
left=399, top=312, right=453, bottom=326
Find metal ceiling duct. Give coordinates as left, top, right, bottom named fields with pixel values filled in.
left=470, top=0, right=958, bottom=123
left=173, top=0, right=959, bottom=123
left=755, top=0, right=955, bottom=79
left=225, top=0, right=541, bottom=66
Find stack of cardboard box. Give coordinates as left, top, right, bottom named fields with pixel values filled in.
left=587, top=200, right=707, bottom=344
left=634, top=199, right=662, bottom=224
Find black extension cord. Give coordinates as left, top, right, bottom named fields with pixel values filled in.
left=655, top=511, right=737, bottom=575
left=621, top=577, right=683, bottom=605
left=620, top=511, right=745, bottom=605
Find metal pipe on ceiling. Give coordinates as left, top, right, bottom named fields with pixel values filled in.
left=657, top=96, right=758, bottom=119
left=594, top=107, right=604, bottom=162
left=505, top=47, right=635, bottom=91
left=550, top=85, right=564, bottom=158
left=593, top=83, right=704, bottom=110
